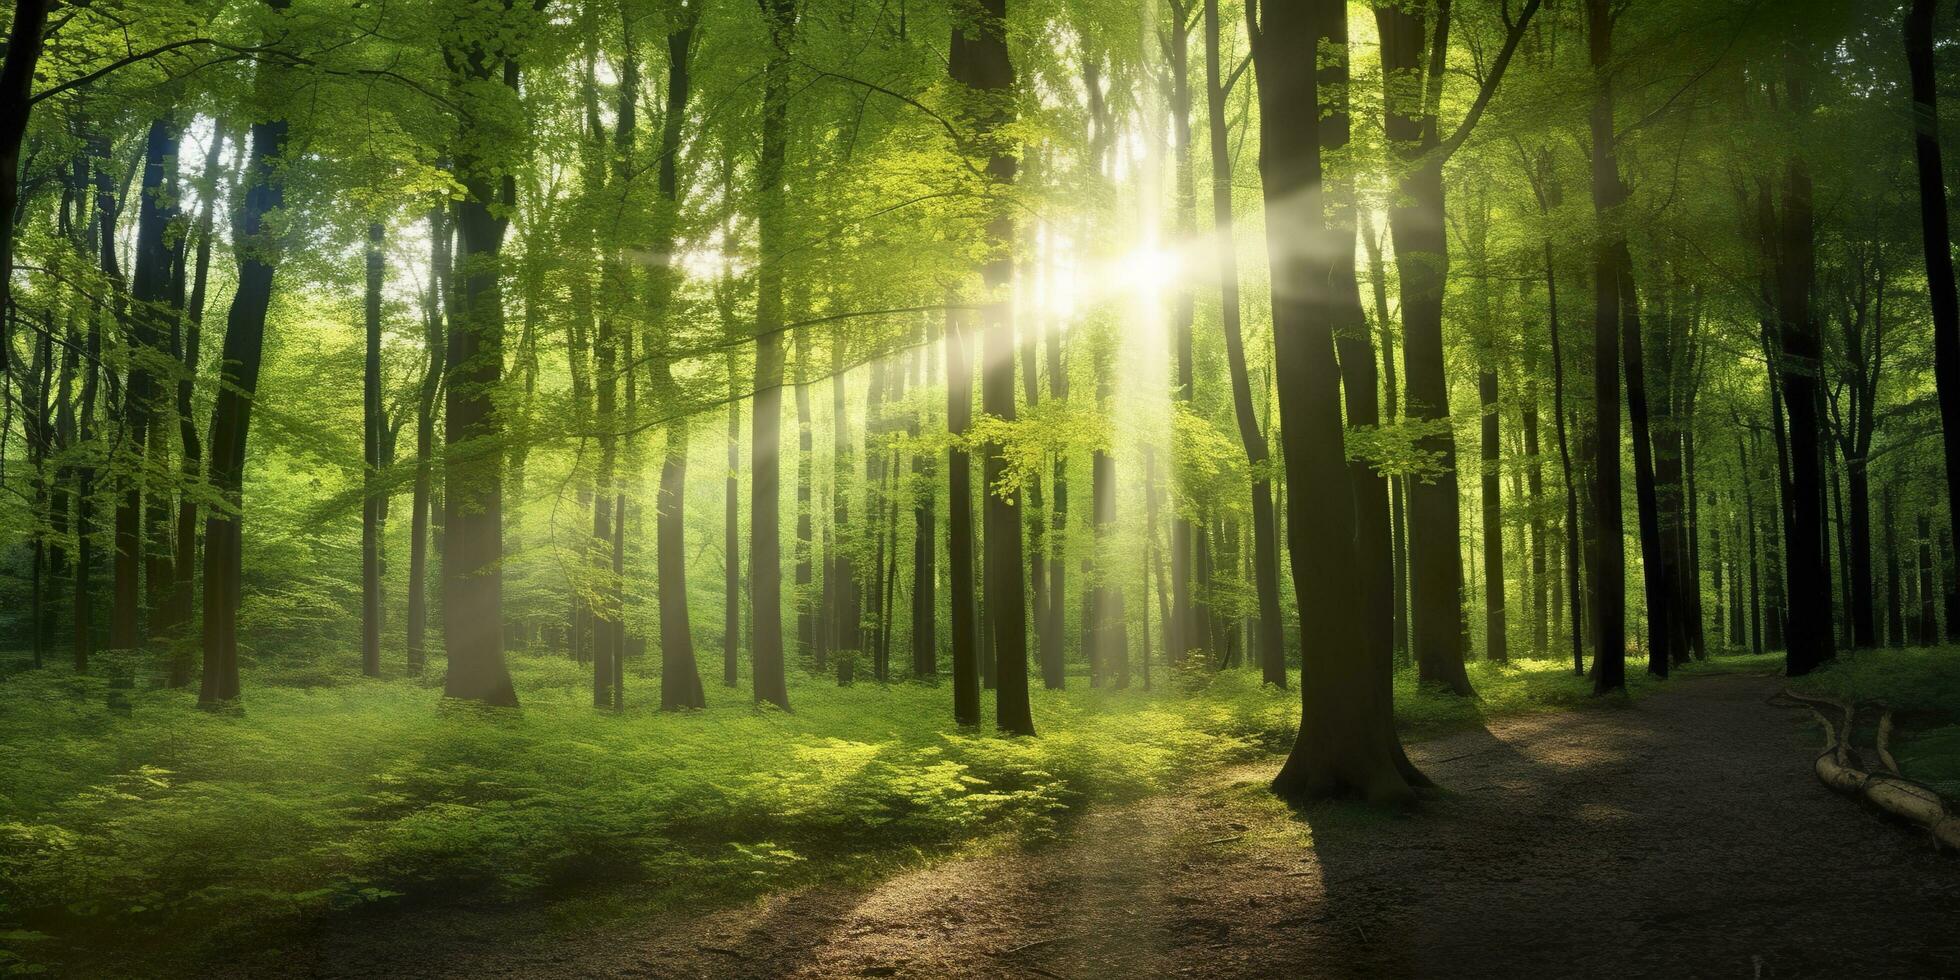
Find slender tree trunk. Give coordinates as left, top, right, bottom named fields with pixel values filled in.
left=749, top=0, right=794, bottom=710
left=0, top=0, right=53, bottom=390
left=796, top=325, right=815, bottom=665
left=658, top=423, right=703, bottom=708
left=1943, top=525, right=1958, bottom=642
left=911, top=317, right=938, bottom=678
left=951, top=0, right=1031, bottom=734
left=1585, top=0, right=1627, bottom=694
left=1364, top=226, right=1411, bottom=668
left=1377, top=1, right=1471, bottom=696
left=725, top=354, right=742, bottom=686
left=1523, top=377, right=1546, bottom=658
left=1206, top=0, right=1284, bottom=687
left=407, top=204, right=445, bottom=677
left=116, top=119, right=181, bottom=654
left=947, top=306, right=980, bottom=723
left=1906, top=0, right=1960, bottom=544
left=201, top=24, right=291, bottom=704
left=1766, top=51, right=1835, bottom=677
left=362, top=221, right=384, bottom=677
left=165, top=127, right=226, bottom=684
left=1621, top=263, right=1674, bottom=677
left=1479, top=366, right=1505, bottom=661
left=1918, top=512, right=1938, bottom=645
left=1885, top=485, right=1904, bottom=647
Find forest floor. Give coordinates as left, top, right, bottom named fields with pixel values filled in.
left=269, top=670, right=1960, bottom=979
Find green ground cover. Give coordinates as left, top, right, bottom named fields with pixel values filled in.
left=0, top=649, right=1768, bottom=972
left=1790, top=646, right=1960, bottom=798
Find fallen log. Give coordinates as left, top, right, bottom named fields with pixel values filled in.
left=1776, top=688, right=1960, bottom=852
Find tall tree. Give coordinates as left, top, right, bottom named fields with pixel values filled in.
left=1906, top=0, right=1960, bottom=540
left=947, top=306, right=981, bottom=723
left=651, top=6, right=705, bottom=711
left=1584, top=0, right=1627, bottom=695
left=1761, top=39, right=1835, bottom=677
left=362, top=221, right=385, bottom=678
left=748, top=0, right=795, bottom=710
left=952, top=0, right=1033, bottom=735
left=1204, top=0, right=1283, bottom=687
left=438, top=1, right=524, bottom=707
left=1372, top=0, right=1538, bottom=694
left=202, top=0, right=294, bottom=706
left=1257, top=0, right=1420, bottom=804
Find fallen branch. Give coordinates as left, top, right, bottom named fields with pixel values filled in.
left=1777, top=687, right=1960, bottom=851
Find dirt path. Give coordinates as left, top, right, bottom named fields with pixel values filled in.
left=306, top=673, right=1960, bottom=978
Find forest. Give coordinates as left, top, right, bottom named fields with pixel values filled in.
left=3, top=0, right=1960, bottom=975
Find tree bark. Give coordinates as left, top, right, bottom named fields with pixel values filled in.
left=1479, top=368, right=1505, bottom=662
left=1885, top=485, right=1904, bottom=647
left=1206, top=0, right=1284, bottom=687
left=407, top=204, right=446, bottom=677
left=202, top=12, right=291, bottom=704
left=951, top=0, right=1031, bottom=734
left=947, top=306, right=981, bottom=723
left=1906, top=0, right=1960, bottom=555
left=1376, top=1, right=1470, bottom=695
left=0, top=0, right=52, bottom=394
left=749, top=0, right=794, bottom=710
left=1585, top=0, right=1627, bottom=694
left=439, top=29, right=521, bottom=708
left=1764, top=46, right=1835, bottom=677
left=116, top=118, right=181, bottom=654
left=1622, top=261, right=1674, bottom=677
left=362, top=221, right=384, bottom=677
left=1259, top=0, right=1419, bottom=804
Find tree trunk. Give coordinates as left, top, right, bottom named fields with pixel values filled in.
left=1943, top=525, right=1958, bottom=642
left=1885, top=485, right=1904, bottom=647
left=362, top=221, right=384, bottom=677
left=116, top=118, right=181, bottom=654
left=1918, top=512, right=1938, bottom=646
left=1259, top=0, right=1419, bottom=804
left=440, top=36, right=521, bottom=708
left=911, top=317, right=939, bottom=678
left=201, top=27, right=290, bottom=705
left=951, top=0, right=1031, bottom=734
left=1363, top=225, right=1410, bottom=669
left=749, top=0, right=794, bottom=710
left=1206, top=0, right=1284, bottom=687
left=407, top=204, right=445, bottom=677
left=1585, top=0, right=1627, bottom=694
left=1376, top=1, right=1475, bottom=696
left=0, top=0, right=52, bottom=395
left=1523, top=375, right=1547, bottom=659
left=1479, top=366, right=1505, bottom=662
left=1621, top=263, right=1674, bottom=677
left=165, top=127, right=227, bottom=683
left=1906, top=0, right=1960, bottom=550
left=651, top=420, right=700, bottom=708
left=947, top=307, right=981, bottom=722
left=726, top=353, right=742, bottom=686
left=796, top=324, right=815, bottom=666
left=1766, top=51, right=1835, bottom=677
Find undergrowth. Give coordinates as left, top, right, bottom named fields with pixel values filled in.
left=1789, top=646, right=1960, bottom=798
left=0, top=648, right=1744, bottom=972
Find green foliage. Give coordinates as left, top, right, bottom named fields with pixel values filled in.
left=0, top=654, right=1274, bottom=969
left=1791, top=647, right=1960, bottom=797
